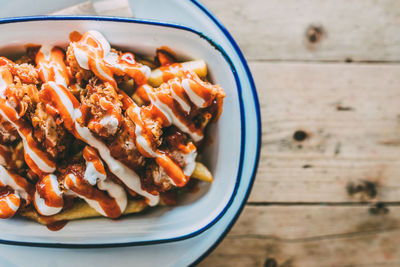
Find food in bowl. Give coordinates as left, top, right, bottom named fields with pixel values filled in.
left=0, top=30, right=225, bottom=229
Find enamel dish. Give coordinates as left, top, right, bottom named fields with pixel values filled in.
left=0, top=0, right=261, bottom=266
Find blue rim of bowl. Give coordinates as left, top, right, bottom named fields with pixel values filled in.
left=188, top=0, right=262, bottom=265
left=0, top=15, right=248, bottom=248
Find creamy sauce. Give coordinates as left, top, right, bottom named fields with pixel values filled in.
left=41, top=81, right=159, bottom=206
left=34, top=191, right=63, bottom=216
left=83, top=146, right=127, bottom=213
left=0, top=68, right=56, bottom=175
left=0, top=30, right=221, bottom=221
left=70, top=30, right=218, bottom=187
left=0, top=165, right=31, bottom=201
left=72, top=31, right=150, bottom=87
left=0, top=67, right=12, bottom=97
left=136, top=77, right=209, bottom=142
left=0, top=192, right=20, bottom=219
left=36, top=45, right=69, bottom=87
left=34, top=174, right=63, bottom=216
left=63, top=173, right=122, bottom=218
left=99, top=115, right=119, bottom=135
left=0, top=165, right=33, bottom=219
left=183, top=149, right=197, bottom=176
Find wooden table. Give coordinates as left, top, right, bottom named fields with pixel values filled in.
left=199, top=1, right=400, bottom=266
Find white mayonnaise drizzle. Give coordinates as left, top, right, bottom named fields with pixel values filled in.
left=97, top=179, right=127, bottom=212
left=0, top=73, right=55, bottom=173
left=141, top=84, right=202, bottom=142
left=73, top=31, right=150, bottom=83
left=34, top=174, right=63, bottom=216
left=72, top=45, right=90, bottom=70
left=63, top=173, right=106, bottom=216
left=181, top=78, right=206, bottom=108
left=47, top=82, right=159, bottom=206
left=72, top=30, right=111, bottom=71
left=39, top=44, right=53, bottom=61
left=99, top=115, right=119, bottom=135
left=83, top=156, right=128, bottom=213
left=131, top=106, right=158, bottom=158
left=170, top=82, right=191, bottom=114
left=84, top=161, right=106, bottom=185
left=64, top=172, right=127, bottom=217
left=183, top=149, right=197, bottom=176
left=72, top=30, right=110, bottom=72
left=38, top=45, right=68, bottom=87
left=0, top=165, right=29, bottom=200
left=5, top=195, right=19, bottom=212
left=0, top=67, right=10, bottom=97
left=34, top=191, right=62, bottom=216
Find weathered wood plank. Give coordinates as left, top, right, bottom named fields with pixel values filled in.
left=201, top=0, right=400, bottom=62
left=229, top=205, right=400, bottom=239
left=249, top=62, right=400, bottom=203
left=200, top=206, right=400, bottom=267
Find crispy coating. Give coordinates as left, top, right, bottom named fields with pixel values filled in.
left=142, top=128, right=193, bottom=192
left=0, top=115, right=18, bottom=144
left=66, top=45, right=93, bottom=85
left=108, top=117, right=145, bottom=170
left=3, top=83, right=39, bottom=119
left=10, top=63, right=39, bottom=84
left=79, top=78, right=123, bottom=139
left=30, top=103, right=72, bottom=159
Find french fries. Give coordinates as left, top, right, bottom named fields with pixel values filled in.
left=148, top=60, right=207, bottom=87
left=192, top=162, right=213, bottom=183
left=20, top=162, right=213, bottom=225
left=20, top=199, right=147, bottom=225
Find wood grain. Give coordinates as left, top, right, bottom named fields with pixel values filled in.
left=197, top=0, right=400, bottom=266
left=250, top=62, right=400, bottom=203
left=199, top=206, right=400, bottom=267
left=201, top=0, right=400, bottom=62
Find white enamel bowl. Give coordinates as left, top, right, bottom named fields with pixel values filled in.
left=0, top=17, right=244, bottom=247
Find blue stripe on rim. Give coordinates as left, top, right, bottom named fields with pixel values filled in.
left=188, top=0, right=262, bottom=266
left=0, top=15, right=247, bottom=248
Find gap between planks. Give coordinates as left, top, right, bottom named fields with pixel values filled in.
left=246, top=202, right=400, bottom=206
left=247, top=62, right=400, bottom=203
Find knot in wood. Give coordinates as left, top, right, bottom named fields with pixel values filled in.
left=306, top=25, right=324, bottom=44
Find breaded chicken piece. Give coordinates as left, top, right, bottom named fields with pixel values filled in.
left=30, top=103, right=72, bottom=159
left=108, top=117, right=145, bottom=170
left=79, top=78, right=123, bottom=139
left=66, top=45, right=93, bottom=86
left=2, top=58, right=73, bottom=161
left=0, top=115, right=18, bottom=144
left=142, top=127, right=195, bottom=192
left=3, top=83, right=39, bottom=119
left=0, top=57, right=39, bottom=84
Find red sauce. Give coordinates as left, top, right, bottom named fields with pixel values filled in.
left=69, top=31, right=82, bottom=42
left=6, top=170, right=33, bottom=201
left=36, top=175, right=63, bottom=208
left=0, top=189, right=20, bottom=219
left=74, top=32, right=149, bottom=87
left=33, top=211, right=68, bottom=231
left=83, top=146, right=106, bottom=175
left=39, top=83, right=80, bottom=138
left=64, top=171, right=122, bottom=218
left=160, top=63, right=182, bottom=82
left=35, top=46, right=70, bottom=86
left=156, top=46, right=177, bottom=66
left=0, top=73, right=56, bottom=175
left=46, top=220, right=68, bottom=231
left=185, top=179, right=200, bottom=194
left=160, top=190, right=177, bottom=206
